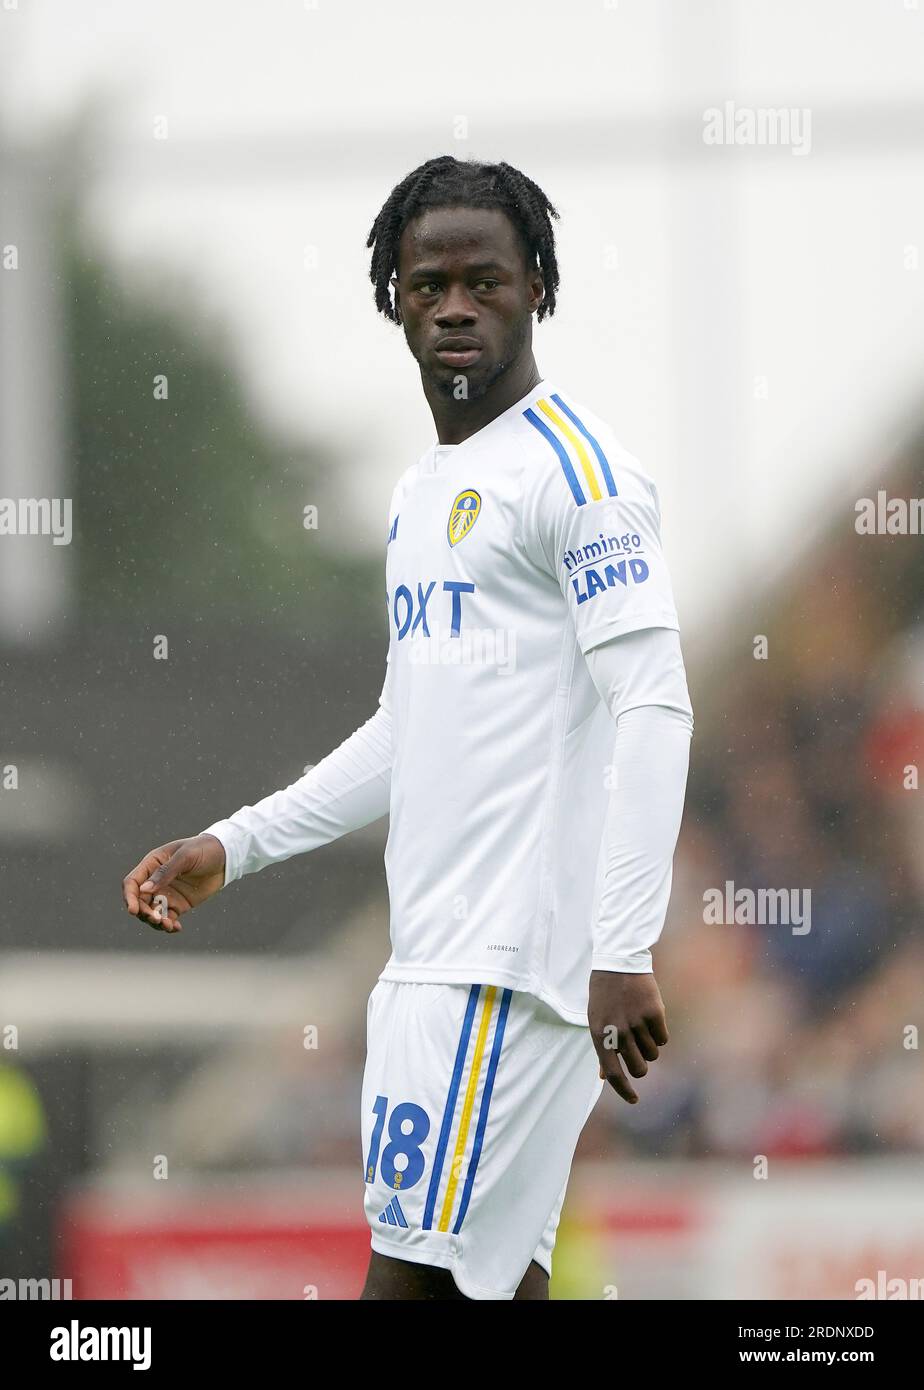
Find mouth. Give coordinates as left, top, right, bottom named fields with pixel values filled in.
left=433, top=339, right=483, bottom=369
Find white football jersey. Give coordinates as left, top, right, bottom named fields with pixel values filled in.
left=377, top=378, right=681, bottom=1023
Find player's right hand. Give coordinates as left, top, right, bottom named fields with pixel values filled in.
left=122, top=834, right=227, bottom=934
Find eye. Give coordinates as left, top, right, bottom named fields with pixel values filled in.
left=415, top=281, right=441, bottom=296
left=475, top=279, right=499, bottom=291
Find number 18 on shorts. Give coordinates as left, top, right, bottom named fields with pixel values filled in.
left=361, top=979, right=604, bottom=1300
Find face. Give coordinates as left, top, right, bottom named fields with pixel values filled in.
left=393, top=205, right=544, bottom=400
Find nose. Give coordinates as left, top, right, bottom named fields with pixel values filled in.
left=434, top=282, right=478, bottom=326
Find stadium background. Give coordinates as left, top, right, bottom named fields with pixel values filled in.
left=1, top=0, right=923, bottom=1298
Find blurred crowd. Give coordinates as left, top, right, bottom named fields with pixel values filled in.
left=601, top=475, right=924, bottom=1161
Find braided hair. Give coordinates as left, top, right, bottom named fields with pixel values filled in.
left=366, top=156, right=560, bottom=325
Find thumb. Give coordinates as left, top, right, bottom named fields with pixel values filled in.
left=140, top=850, right=188, bottom=894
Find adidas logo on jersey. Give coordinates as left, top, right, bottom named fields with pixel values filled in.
left=377, top=1196, right=409, bottom=1228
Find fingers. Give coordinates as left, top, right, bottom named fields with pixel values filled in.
left=122, top=863, right=148, bottom=915
left=132, top=890, right=182, bottom=932
left=138, top=848, right=185, bottom=898
left=633, top=1021, right=662, bottom=1063
left=145, top=892, right=183, bottom=932
left=595, top=1026, right=643, bottom=1103
left=123, top=847, right=187, bottom=933
left=599, top=1051, right=639, bottom=1104
left=122, top=849, right=167, bottom=915
left=646, top=1011, right=669, bottom=1048
left=123, top=873, right=158, bottom=922
left=590, top=974, right=670, bottom=1104
left=616, top=1029, right=649, bottom=1080
left=595, top=1018, right=669, bottom=1104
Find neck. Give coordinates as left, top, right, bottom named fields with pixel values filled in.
left=425, top=357, right=543, bottom=445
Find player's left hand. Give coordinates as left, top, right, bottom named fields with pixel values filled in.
left=587, top=970, right=668, bottom=1104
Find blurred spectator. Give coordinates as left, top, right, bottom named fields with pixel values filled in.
left=0, top=1063, right=47, bottom=1253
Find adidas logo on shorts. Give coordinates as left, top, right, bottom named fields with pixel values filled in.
left=377, top=1196, right=409, bottom=1228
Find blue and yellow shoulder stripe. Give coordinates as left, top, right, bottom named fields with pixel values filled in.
left=523, top=392, right=618, bottom=505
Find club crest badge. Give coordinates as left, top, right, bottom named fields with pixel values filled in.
left=447, top=489, right=481, bottom=547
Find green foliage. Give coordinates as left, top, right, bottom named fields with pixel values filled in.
left=65, top=243, right=381, bottom=636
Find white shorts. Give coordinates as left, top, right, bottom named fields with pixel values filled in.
left=361, top=979, right=604, bottom=1300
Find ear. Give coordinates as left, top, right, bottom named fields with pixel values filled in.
left=528, top=268, right=545, bottom=315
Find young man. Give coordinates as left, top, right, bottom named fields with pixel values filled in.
left=122, top=156, right=693, bottom=1301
